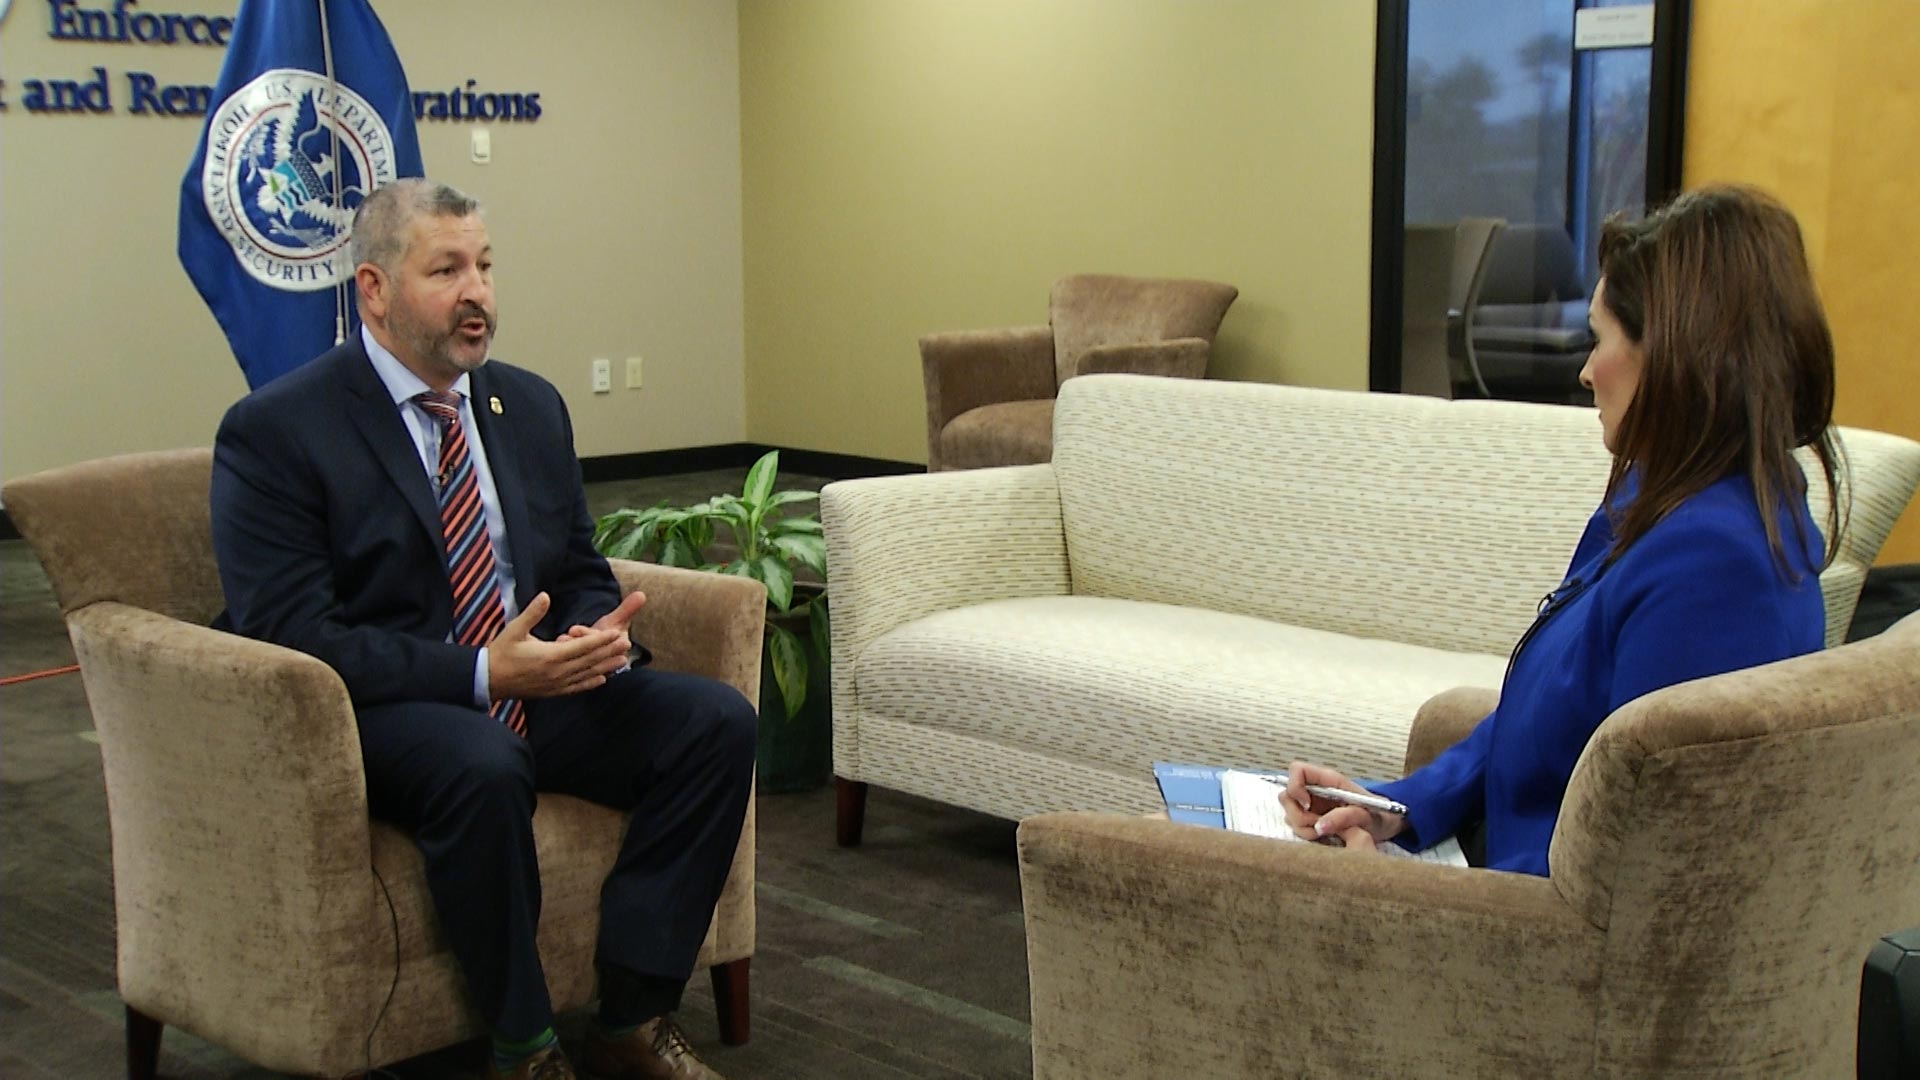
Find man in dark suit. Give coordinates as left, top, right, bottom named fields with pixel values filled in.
left=211, top=179, right=752, bottom=1080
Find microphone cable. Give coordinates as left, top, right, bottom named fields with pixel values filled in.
left=363, top=860, right=405, bottom=1079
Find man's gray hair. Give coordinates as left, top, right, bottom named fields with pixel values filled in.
left=350, top=179, right=482, bottom=273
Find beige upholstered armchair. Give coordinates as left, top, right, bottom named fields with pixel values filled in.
left=920, top=274, right=1238, bottom=470
left=3, top=449, right=764, bottom=1080
left=1017, top=612, right=1920, bottom=1079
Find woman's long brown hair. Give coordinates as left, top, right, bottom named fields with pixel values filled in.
left=1597, top=185, right=1845, bottom=575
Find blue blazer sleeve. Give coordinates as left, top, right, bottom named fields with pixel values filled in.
left=1372, top=709, right=1494, bottom=852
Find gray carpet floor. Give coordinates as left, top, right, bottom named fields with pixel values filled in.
left=0, top=468, right=1035, bottom=1079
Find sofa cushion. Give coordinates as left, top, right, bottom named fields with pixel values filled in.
left=855, top=596, right=1508, bottom=795
left=1053, top=377, right=1614, bottom=657
left=1049, top=376, right=1919, bottom=655
left=941, top=399, right=1055, bottom=469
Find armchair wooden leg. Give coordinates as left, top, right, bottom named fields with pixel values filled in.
left=835, top=777, right=868, bottom=847
left=126, top=1005, right=162, bottom=1080
left=711, top=958, right=751, bottom=1045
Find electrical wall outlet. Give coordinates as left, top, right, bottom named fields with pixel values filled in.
left=590, top=358, right=611, bottom=394
left=625, top=356, right=643, bottom=389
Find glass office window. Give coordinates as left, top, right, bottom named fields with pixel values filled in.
left=1377, top=0, right=1679, bottom=407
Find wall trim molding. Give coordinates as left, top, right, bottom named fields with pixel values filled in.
left=770, top=446, right=923, bottom=482
left=577, top=443, right=921, bottom=485
left=577, top=443, right=765, bottom=483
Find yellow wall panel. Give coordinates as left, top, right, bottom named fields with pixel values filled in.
left=738, top=0, right=1379, bottom=463
left=1687, top=0, right=1920, bottom=563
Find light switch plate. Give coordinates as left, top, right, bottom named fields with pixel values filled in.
left=470, top=128, right=492, bottom=164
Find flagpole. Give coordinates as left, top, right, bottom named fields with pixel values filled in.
left=317, top=0, right=348, bottom=346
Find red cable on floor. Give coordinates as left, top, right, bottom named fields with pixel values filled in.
left=0, top=664, right=80, bottom=686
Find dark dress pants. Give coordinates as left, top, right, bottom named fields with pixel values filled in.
left=355, top=665, right=757, bottom=1041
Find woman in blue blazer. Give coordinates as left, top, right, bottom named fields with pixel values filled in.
left=1283, top=186, right=1847, bottom=876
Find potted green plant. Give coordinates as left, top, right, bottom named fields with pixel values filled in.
left=591, top=451, right=832, bottom=791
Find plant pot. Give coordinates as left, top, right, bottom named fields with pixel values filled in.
left=756, top=599, right=832, bottom=793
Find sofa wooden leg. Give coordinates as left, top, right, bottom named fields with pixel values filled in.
left=711, top=957, right=751, bottom=1045
left=835, top=777, right=868, bottom=847
left=126, top=1005, right=162, bottom=1080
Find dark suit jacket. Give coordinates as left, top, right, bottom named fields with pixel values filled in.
left=210, top=337, right=625, bottom=709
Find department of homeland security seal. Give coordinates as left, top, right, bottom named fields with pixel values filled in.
left=200, top=69, right=399, bottom=292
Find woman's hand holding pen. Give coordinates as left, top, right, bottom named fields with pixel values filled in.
left=1281, top=761, right=1406, bottom=852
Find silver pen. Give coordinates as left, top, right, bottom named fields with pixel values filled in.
left=1255, top=773, right=1409, bottom=817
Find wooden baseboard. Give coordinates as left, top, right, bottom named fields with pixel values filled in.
left=578, top=444, right=920, bottom=484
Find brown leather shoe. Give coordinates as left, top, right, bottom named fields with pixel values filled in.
left=578, top=1016, right=724, bottom=1080
left=485, top=1042, right=577, bottom=1080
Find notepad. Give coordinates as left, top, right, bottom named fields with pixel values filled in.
left=1219, top=769, right=1293, bottom=838
left=1218, top=768, right=1469, bottom=868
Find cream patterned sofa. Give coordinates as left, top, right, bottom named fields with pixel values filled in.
left=822, top=374, right=1920, bottom=843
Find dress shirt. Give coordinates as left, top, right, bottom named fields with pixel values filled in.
left=361, top=325, right=517, bottom=708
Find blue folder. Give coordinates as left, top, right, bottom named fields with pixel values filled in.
left=1152, top=761, right=1228, bottom=828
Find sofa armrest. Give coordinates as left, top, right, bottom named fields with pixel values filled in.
left=1814, top=426, right=1920, bottom=647
left=66, top=602, right=385, bottom=1014
left=823, top=466, right=1069, bottom=769
left=607, top=558, right=766, bottom=701
left=1069, top=337, right=1210, bottom=380
left=920, top=325, right=1057, bottom=470
left=1403, top=686, right=1499, bottom=773
left=1017, top=812, right=1602, bottom=1078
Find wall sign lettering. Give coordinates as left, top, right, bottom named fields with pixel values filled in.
left=0, top=0, right=545, bottom=120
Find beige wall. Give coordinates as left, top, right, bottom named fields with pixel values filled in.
left=0, top=0, right=745, bottom=484
left=16, top=0, right=1911, bottom=564
left=1685, top=0, right=1920, bottom=564
left=738, top=0, right=1379, bottom=463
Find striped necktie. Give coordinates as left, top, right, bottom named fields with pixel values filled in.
left=414, top=390, right=526, bottom=735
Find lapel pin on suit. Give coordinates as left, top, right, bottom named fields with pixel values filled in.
left=489, top=396, right=504, bottom=415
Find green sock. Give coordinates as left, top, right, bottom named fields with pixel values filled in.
left=491, top=1027, right=557, bottom=1072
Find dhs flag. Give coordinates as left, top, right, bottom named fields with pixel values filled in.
left=179, top=0, right=423, bottom=388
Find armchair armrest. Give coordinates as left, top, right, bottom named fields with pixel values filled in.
left=1403, top=686, right=1499, bottom=773
left=65, top=602, right=384, bottom=1019
left=605, top=558, right=763, bottom=973
left=920, top=325, right=1057, bottom=470
left=1069, top=337, right=1210, bottom=380
left=607, top=558, right=766, bottom=700
left=1017, top=812, right=1602, bottom=1078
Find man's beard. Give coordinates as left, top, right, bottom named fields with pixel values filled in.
left=392, top=300, right=496, bottom=376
